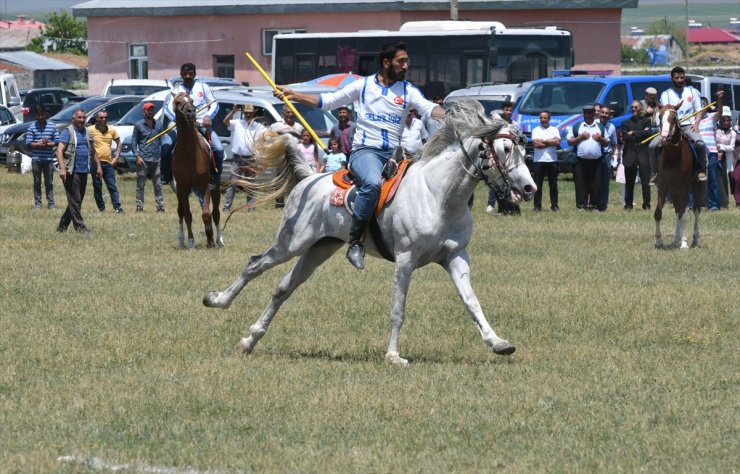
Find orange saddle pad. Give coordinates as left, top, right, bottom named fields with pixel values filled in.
left=330, top=160, right=413, bottom=215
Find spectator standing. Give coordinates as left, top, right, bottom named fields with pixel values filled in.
left=400, top=107, right=428, bottom=160
left=596, top=105, right=618, bottom=211
left=298, top=129, right=321, bottom=172
left=621, top=100, right=652, bottom=210
left=323, top=138, right=347, bottom=172
left=641, top=87, right=662, bottom=183
left=88, top=109, right=124, bottom=213
left=531, top=110, right=560, bottom=211
left=26, top=105, right=58, bottom=210
left=132, top=101, right=165, bottom=212
left=222, top=103, right=264, bottom=213
left=698, top=93, right=723, bottom=210
left=714, top=106, right=736, bottom=209
left=56, top=108, right=100, bottom=234
left=329, top=105, right=356, bottom=156
left=567, top=104, right=609, bottom=210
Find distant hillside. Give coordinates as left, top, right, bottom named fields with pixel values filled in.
left=622, top=1, right=740, bottom=35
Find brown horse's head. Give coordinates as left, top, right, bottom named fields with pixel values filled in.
left=173, top=92, right=197, bottom=128
left=658, top=101, right=683, bottom=144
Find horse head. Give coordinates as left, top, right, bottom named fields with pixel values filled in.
left=435, top=97, right=535, bottom=203
left=659, top=102, right=682, bottom=144
left=173, top=92, right=197, bottom=128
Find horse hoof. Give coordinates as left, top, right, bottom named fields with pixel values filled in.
left=237, top=338, right=252, bottom=355
left=203, top=291, right=230, bottom=309
left=385, top=352, right=409, bottom=365
left=492, top=341, right=516, bottom=355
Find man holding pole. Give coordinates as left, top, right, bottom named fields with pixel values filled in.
left=273, top=42, right=445, bottom=270
left=164, top=63, right=223, bottom=189
left=654, top=66, right=707, bottom=183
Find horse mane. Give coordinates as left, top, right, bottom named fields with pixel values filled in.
left=423, top=97, right=506, bottom=161
left=235, top=130, right=310, bottom=204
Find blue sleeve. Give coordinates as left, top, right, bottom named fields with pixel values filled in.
left=202, top=83, right=218, bottom=119
left=58, top=128, right=70, bottom=145
left=52, top=127, right=59, bottom=143
left=131, top=122, right=140, bottom=156
left=25, top=125, right=35, bottom=145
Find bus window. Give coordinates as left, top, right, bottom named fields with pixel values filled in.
left=465, top=56, right=485, bottom=86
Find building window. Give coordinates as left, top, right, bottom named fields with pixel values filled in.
left=129, top=44, right=148, bottom=79
left=263, top=28, right=307, bottom=56
left=213, top=55, right=235, bottom=79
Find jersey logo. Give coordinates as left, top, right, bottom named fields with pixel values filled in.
left=394, top=96, right=404, bottom=106
left=198, top=91, right=204, bottom=97
left=686, top=96, right=692, bottom=102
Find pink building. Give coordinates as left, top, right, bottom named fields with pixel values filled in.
left=72, top=0, right=637, bottom=95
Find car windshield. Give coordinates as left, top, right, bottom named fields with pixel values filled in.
left=50, top=97, right=109, bottom=121
left=117, top=100, right=165, bottom=126
left=107, top=85, right=169, bottom=96
left=518, top=81, right=605, bottom=115
left=274, top=103, right=337, bottom=133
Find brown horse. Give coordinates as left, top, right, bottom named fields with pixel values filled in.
left=171, top=92, right=223, bottom=248
left=654, top=103, right=701, bottom=249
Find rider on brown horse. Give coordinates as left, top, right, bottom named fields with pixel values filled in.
left=164, top=63, right=224, bottom=189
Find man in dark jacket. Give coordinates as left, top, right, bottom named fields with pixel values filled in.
left=621, top=100, right=653, bottom=210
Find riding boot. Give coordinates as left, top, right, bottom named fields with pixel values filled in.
left=210, top=149, right=224, bottom=191
left=695, top=149, right=707, bottom=182
left=346, top=216, right=368, bottom=270
left=649, top=149, right=660, bottom=185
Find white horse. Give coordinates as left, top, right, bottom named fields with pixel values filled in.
left=204, top=98, right=536, bottom=364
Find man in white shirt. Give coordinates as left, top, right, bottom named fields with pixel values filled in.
left=164, top=63, right=223, bottom=189
left=400, top=108, right=428, bottom=160
left=275, top=42, right=444, bottom=269
left=531, top=110, right=561, bottom=211
left=567, top=104, right=610, bottom=210
left=222, top=103, right=265, bottom=212
left=656, top=66, right=707, bottom=182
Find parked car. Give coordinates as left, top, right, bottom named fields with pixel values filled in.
left=0, top=95, right=142, bottom=164
left=102, top=78, right=170, bottom=97
left=0, top=73, right=22, bottom=122
left=114, top=88, right=338, bottom=186
left=168, top=76, right=241, bottom=90
left=20, top=87, right=79, bottom=122
left=444, top=81, right=533, bottom=116
left=0, top=104, right=20, bottom=131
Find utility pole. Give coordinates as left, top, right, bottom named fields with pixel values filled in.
left=450, top=0, right=458, bottom=20
left=685, top=0, right=690, bottom=62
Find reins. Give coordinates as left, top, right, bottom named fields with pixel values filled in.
left=454, top=128, right=513, bottom=200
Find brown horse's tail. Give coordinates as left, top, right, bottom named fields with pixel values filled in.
left=232, top=130, right=313, bottom=206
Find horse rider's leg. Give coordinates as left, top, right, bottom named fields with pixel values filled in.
left=385, top=254, right=415, bottom=365
left=346, top=148, right=389, bottom=269
left=682, top=126, right=707, bottom=181
left=442, top=251, right=515, bottom=355
left=230, top=239, right=343, bottom=354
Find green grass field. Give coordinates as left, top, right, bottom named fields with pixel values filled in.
left=1, top=170, right=737, bottom=472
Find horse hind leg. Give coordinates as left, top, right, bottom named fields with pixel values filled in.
left=212, top=187, right=224, bottom=247
left=691, top=207, right=700, bottom=248
left=201, top=188, right=216, bottom=248
left=675, top=210, right=689, bottom=249
left=234, top=238, right=343, bottom=355
left=654, top=194, right=665, bottom=248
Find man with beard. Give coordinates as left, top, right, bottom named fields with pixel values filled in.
left=330, top=105, right=356, bottom=156
left=275, top=42, right=445, bottom=269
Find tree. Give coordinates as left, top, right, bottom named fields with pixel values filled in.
left=646, top=17, right=686, bottom=53
left=27, top=11, right=87, bottom=55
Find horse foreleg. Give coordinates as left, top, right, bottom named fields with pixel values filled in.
left=236, top=239, right=343, bottom=355
left=443, top=252, right=515, bottom=356
left=654, top=194, right=665, bottom=248
left=675, top=210, right=688, bottom=249
left=212, top=188, right=223, bottom=247
left=691, top=207, right=700, bottom=248
left=386, top=255, right=415, bottom=365
left=201, top=189, right=215, bottom=248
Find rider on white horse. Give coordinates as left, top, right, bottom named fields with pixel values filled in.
left=275, top=42, right=445, bottom=270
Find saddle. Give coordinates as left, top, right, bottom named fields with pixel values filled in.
left=329, top=159, right=413, bottom=216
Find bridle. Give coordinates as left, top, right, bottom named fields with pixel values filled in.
left=455, top=128, right=516, bottom=200
left=659, top=107, right=682, bottom=146
left=175, top=95, right=197, bottom=129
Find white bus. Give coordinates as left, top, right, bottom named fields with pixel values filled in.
left=272, top=21, right=574, bottom=98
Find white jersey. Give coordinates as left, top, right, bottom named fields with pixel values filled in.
left=229, top=118, right=265, bottom=156
left=318, top=75, right=436, bottom=151
left=660, top=85, right=701, bottom=126
left=164, top=80, right=218, bottom=126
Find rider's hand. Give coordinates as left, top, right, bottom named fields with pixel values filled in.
left=202, top=116, right=212, bottom=127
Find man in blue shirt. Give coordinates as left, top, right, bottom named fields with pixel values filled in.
left=55, top=108, right=101, bottom=234
left=132, top=102, right=165, bottom=212
left=26, top=105, right=58, bottom=209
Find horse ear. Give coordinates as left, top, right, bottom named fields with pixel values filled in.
left=171, top=92, right=176, bottom=98
left=675, top=100, right=683, bottom=110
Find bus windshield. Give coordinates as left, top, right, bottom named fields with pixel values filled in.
left=518, top=81, right=605, bottom=115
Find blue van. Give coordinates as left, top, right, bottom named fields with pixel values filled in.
left=512, top=74, right=674, bottom=170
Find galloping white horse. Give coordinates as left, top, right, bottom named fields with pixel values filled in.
left=204, top=98, right=536, bottom=364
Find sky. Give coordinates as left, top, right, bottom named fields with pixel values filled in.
left=0, top=0, right=78, bottom=18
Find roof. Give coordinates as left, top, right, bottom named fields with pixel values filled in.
left=0, top=29, right=43, bottom=50
left=0, top=51, right=78, bottom=71
left=688, top=28, right=740, bottom=44
left=72, top=0, right=639, bottom=16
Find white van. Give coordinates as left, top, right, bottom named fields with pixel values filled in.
left=444, top=82, right=533, bottom=115
left=686, top=74, right=740, bottom=121
left=0, top=73, right=23, bottom=122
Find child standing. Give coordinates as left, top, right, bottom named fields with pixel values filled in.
left=323, top=138, right=347, bottom=173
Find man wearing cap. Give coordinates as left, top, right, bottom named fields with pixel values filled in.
left=222, top=103, right=265, bottom=212
left=715, top=105, right=736, bottom=208
left=132, top=101, right=165, bottom=212
left=567, top=104, right=610, bottom=210
left=330, top=105, right=356, bottom=156
left=641, top=87, right=662, bottom=183
left=657, top=66, right=708, bottom=183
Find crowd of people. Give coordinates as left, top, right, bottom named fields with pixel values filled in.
left=23, top=60, right=740, bottom=239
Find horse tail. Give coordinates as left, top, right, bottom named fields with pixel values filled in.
left=233, top=130, right=313, bottom=205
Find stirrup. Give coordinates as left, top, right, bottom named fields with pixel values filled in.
left=346, top=243, right=365, bottom=269
left=695, top=172, right=707, bottom=182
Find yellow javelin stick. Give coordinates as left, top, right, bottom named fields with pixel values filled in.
left=145, top=99, right=217, bottom=145
left=640, top=101, right=716, bottom=144
left=245, top=52, right=329, bottom=153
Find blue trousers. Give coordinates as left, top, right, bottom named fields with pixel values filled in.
left=348, top=146, right=393, bottom=221
left=91, top=161, right=121, bottom=211
left=707, top=152, right=720, bottom=210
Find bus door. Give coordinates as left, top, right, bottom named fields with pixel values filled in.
left=356, top=53, right=377, bottom=76
left=464, top=53, right=486, bottom=87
